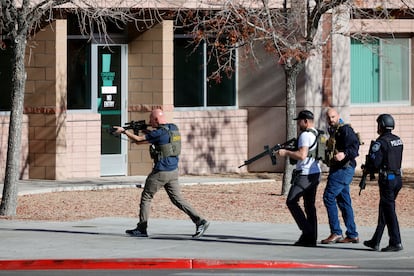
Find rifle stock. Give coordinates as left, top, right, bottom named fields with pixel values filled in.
left=238, top=138, right=296, bottom=168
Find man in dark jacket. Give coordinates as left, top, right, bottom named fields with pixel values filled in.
left=321, top=108, right=360, bottom=244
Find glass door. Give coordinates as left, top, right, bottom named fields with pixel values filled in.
left=92, top=44, right=128, bottom=176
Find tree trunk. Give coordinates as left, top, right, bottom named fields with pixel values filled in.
left=0, top=34, right=27, bottom=216
left=281, top=61, right=305, bottom=195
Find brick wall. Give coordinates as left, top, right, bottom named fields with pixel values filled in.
left=336, top=13, right=414, bottom=172
left=350, top=106, right=414, bottom=171
left=174, top=110, right=248, bottom=175
left=0, top=115, right=29, bottom=180
left=127, top=21, right=174, bottom=175
left=66, top=113, right=101, bottom=178
left=24, top=20, right=68, bottom=180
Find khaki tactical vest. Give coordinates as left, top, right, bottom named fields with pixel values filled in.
left=290, top=128, right=326, bottom=165
left=307, top=128, right=327, bottom=161
left=323, top=123, right=363, bottom=166
left=150, top=124, right=181, bottom=162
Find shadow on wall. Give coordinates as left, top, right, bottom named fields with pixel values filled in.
left=177, top=110, right=248, bottom=175
left=0, top=115, right=29, bottom=181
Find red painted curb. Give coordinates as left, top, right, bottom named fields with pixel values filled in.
left=0, top=258, right=357, bottom=270
left=0, top=259, right=191, bottom=270
left=192, top=259, right=356, bottom=269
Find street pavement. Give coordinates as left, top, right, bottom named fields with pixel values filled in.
left=1, top=176, right=414, bottom=272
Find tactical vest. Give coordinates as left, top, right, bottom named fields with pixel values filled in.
left=290, top=128, right=325, bottom=165
left=306, top=128, right=326, bottom=161
left=323, top=123, right=363, bottom=166
left=378, top=133, right=403, bottom=172
left=149, top=124, right=181, bottom=162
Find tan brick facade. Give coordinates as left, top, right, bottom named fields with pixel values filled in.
left=25, top=20, right=69, bottom=180
left=66, top=113, right=101, bottom=178
left=0, top=116, right=29, bottom=180
left=174, top=110, right=248, bottom=175
left=350, top=107, right=414, bottom=171
left=127, top=21, right=174, bottom=175
left=2, top=10, right=414, bottom=180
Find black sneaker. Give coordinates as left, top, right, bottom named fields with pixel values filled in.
left=193, top=220, right=210, bottom=238
left=381, top=244, right=403, bottom=252
left=125, top=227, right=148, bottom=237
left=363, top=240, right=379, bottom=251
left=294, top=240, right=317, bottom=247
left=294, top=234, right=316, bottom=247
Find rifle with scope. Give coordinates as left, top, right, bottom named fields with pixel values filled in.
left=108, top=120, right=149, bottom=136
left=238, top=138, right=297, bottom=168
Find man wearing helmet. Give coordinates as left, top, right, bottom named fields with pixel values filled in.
left=363, top=114, right=404, bottom=252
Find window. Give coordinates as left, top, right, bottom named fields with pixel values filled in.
left=67, top=39, right=91, bottom=109
left=174, top=36, right=236, bottom=108
left=67, top=15, right=127, bottom=110
left=0, top=40, right=13, bottom=111
left=351, top=37, right=410, bottom=104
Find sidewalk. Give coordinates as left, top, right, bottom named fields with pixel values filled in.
left=1, top=176, right=414, bottom=271
left=8, top=175, right=275, bottom=195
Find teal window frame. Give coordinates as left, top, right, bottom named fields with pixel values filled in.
left=351, top=37, right=411, bottom=105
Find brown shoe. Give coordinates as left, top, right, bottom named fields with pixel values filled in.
left=338, top=236, right=359, bottom=244
left=321, top=234, right=343, bottom=244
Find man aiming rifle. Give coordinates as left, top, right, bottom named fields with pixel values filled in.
left=109, top=120, right=148, bottom=136
left=112, top=109, right=210, bottom=238
left=238, top=138, right=296, bottom=168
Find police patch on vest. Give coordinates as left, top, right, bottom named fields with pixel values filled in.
left=371, top=142, right=381, bottom=153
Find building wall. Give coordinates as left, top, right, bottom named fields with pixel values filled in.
left=174, top=110, right=248, bottom=175
left=5, top=19, right=101, bottom=180
left=0, top=115, right=29, bottom=180
left=350, top=107, right=414, bottom=171
left=126, top=21, right=249, bottom=175
left=238, top=42, right=306, bottom=172
left=331, top=10, right=414, bottom=171
left=66, top=113, right=101, bottom=178
left=127, top=21, right=175, bottom=175
left=24, top=20, right=68, bottom=180
left=4, top=10, right=414, bottom=180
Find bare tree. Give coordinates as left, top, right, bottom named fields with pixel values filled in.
left=176, top=0, right=412, bottom=194
left=0, top=0, right=162, bottom=216
left=2, top=0, right=412, bottom=215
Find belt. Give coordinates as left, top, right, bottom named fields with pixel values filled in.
left=380, top=169, right=401, bottom=176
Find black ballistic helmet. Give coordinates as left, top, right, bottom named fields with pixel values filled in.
left=376, top=114, right=395, bottom=130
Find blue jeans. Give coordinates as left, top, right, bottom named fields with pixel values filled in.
left=323, top=166, right=358, bottom=238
